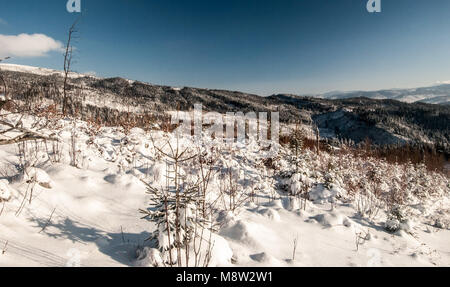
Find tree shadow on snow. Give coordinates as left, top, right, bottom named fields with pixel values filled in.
left=30, top=217, right=151, bottom=266
left=349, top=214, right=387, bottom=233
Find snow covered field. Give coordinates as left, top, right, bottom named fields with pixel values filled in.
left=0, top=112, right=449, bottom=267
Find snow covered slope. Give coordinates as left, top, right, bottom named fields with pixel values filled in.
left=0, top=112, right=448, bottom=267
left=2, top=63, right=449, bottom=149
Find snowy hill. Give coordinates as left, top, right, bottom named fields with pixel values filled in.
left=0, top=112, right=449, bottom=267
left=1, top=64, right=449, bottom=151
left=2, top=63, right=449, bottom=105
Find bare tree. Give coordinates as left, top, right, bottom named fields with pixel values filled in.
left=62, top=18, right=80, bottom=115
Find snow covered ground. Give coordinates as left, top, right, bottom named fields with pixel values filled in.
left=0, top=113, right=449, bottom=267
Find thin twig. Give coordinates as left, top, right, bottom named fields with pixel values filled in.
left=39, top=207, right=56, bottom=233
left=0, top=201, right=5, bottom=217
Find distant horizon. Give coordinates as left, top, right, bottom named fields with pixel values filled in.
left=1, top=61, right=448, bottom=98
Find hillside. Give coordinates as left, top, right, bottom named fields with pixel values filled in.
left=0, top=112, right=448, bottom=267
left=1, top=64, right=449, bottom=152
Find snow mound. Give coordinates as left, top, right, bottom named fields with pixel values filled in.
left=309, top=184, right=346, bottom=203
left=263, top=199, right=283, bottom=209
left=245, top=201, right=258, bottom=209
left=103, top=173, right=144, bottom=188
left=208, top=234, right=234, bottom=266
left=22, top=167, right=53, bottom=189
left=220, top=220, right=261, bottom=247
left=257, top=208, right=281, bottom=221
left=249, top=252, right=281, bottom=265
left=311, top=211, right=348, bottom=228
left=135, top=233, right=232, bottom=267
left=0, top=179, right=14, bottom=201
left=136, top=247, right=164, bottom=267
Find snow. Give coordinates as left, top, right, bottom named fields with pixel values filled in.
left=21, top=167, right=54, bottom=189
left=308, top=184, right=346, bottom=203
left=0, top=63, right=96, bottom=79
left=0, top=180, right=13, bottom=202
left=320, top=88, right=450, bottom=105
left=135, top=247, right=164, bottom=267
left=0, top=112, right=449, bottom=267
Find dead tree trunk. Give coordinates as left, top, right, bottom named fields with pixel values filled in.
left=315, top=126, right=320, bottom=155
left=63, top=19, right=80, bottom=115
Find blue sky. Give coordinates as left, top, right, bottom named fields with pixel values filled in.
left=1, top=0, right=450, bottom=95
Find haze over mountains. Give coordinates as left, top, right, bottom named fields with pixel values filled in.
left=314, top=85, right=450, bottom=105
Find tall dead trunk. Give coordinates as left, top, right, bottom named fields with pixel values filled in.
left=63, top=19, right=80, bottom=115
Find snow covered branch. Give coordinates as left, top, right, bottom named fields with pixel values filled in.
left=0, top=119, right=59, bottom=146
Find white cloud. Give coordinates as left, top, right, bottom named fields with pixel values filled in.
left=436, top=80, right=450, bottom=85
left=0, top=33, right=64, bottom=58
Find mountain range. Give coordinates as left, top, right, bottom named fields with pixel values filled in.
left=1, top=64, right=449, bottom=152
